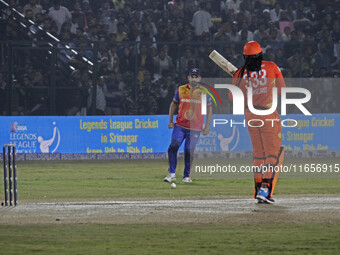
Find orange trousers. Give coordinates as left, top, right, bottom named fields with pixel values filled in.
left=246, top=110, right=282, bottom=198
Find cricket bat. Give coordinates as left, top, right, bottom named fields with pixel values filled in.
left=209, top=50, right=238, bottom=77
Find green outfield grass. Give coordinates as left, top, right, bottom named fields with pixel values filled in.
left=0, top=157, right=339, bottom=254
left=0, top=224, right=339, bottom=255
left=3, top=157, right=339, bottom=201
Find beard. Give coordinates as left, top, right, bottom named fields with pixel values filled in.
left=190, top=81, right=198, bottom=87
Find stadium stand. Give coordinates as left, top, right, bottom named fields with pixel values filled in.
left=0, top=0, right=339, bottom=115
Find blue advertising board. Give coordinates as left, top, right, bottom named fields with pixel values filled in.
left=0, top=116, right=171, bottom=154
left=195, top=114, right=339, bottom=153
left=0, top=114, right=338, bottom=154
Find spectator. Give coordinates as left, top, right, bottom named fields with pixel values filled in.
left=114, top=22, right=128, bottom=42
left=112, top=0, right=125, bottom=12
left=30, top=70, right=48, bottom=115
left=100, top=1, right=112, bottom=22
left=74, top=27, right=85, bottom=40
left=144, top=13, right=158, bottom=37
left=213, top=22, right=231, bottom=41
left=82, top=0, right=93, bottom=15
left=301, top=46, right=316, bottom=73
left=284, top=30, right=299, bottom=57
left=3, top=0, right=340, bottom=117
left=121, top=71, right=135, bottom=115
left=237, top=2, right=251, bottom=25
left=70, top=1, right=87, bottom=31
left=137, top=70, right=158, bottom=114
left=228, top=21, right=241, bottom=42
left=179, top=47, right=195, bottom=73
left=16, top=75, right=34, bottom=115
left=265, top=48, right=275, bottom=62
left=34, top=12, right=44, bottom=25
left=108, top=44, right=119, bottom=71
left=270, top=2, right=282, bottom=22
left=191, top=1, right=213, bottom=37
left=331, top=21, right=340, bottom=42
left=70, top=13, right=80, bottom=34
left=315, top=24, right=330, bottom=42
left=48, top=0, right=72, bottom=34
left=60, top=22, right=71, bottom=34
left=261, top=9, right=271, bottom=25
left=322, top=13, right=334, bottom=31
left=274, top=48, right=287, bottom=68
left=65, top=69, right=89, bottom=115
left=282, top=26, right=291, bottom=41
left=88, top=76, right=107, bottom=115
left=248, top=14, right=260, bottom=32
left=182, top=29, right=194, bottom=42
left=120, top=46, right=134, bottom=74
left=315, top=43, right=332, bottom=72
left=221, top=0, right=242, bottom=13
left=131, top=10, right=143, bottom=24
left=306, top=2, right=321, bottom=26
left=279, top=11, right=290, bottom=22
left=40, top=17, right=58, bottom=35
left=157, top=73, right=176, bottom=114
left=128, top=20, right=140, bottom=41
left=253, top=22, right=269, bottom=42
left=238, top=23, right=253, bottom=41
left=137, top=44, right=154, bottom=75
left=286, top=4, right=296, bottom=21
left=105, top=11, right=118, bottom=35
left=157, top=11, right=171, bottom=33
left=240, top=29, right=249, bottom=42
left=269, top=28, right=281, bottom=42
left=23, top=0, right=43, bottom=21
left=287, top=50, right=301, bottom=77
left=223, top=44, right=243, bottom=67
left=120, top=2, right=133, bottom=21
left=154, top=49, right=174, bottom=76
left=99, top=57, right=111, bottom=76
left=167, top=1, right=183, bottom=21
left=295, top=1, right=307, bottom=20
left=138, top=23, right=157, bottom=47
left=156, top=22, right=171, bottom=41
left=105, top=73, right=122, bottom=114
left=267, top=21, right=282, bottom=41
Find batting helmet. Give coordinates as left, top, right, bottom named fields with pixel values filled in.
left=243, top=41, right=262, bottom=55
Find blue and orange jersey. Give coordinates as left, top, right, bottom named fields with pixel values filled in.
left=229, top=61, right=286, bottom=109
left=173, top=84, right=212, bottom=131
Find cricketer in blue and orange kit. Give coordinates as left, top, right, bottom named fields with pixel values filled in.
left=165, top=68, right=212, bottom=182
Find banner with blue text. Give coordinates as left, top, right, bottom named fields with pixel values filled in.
left=0, top=114, right=338, bottom=154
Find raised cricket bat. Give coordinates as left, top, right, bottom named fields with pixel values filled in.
left=209, top=50, right=238, bottom=76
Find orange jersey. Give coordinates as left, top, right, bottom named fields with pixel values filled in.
left=229, top=61, right=286, bottom=109
left=173, top=84, right=212, bottom=131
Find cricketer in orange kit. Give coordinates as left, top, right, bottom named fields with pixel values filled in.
left=229, top=41, right=286, bottom=204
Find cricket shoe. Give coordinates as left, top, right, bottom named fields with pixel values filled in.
left=256, top=188, right=275, bottom=204
left=256, top=197, right=275, bottom=204
left=163, top=173, right=176, bottom=182
left=182, top=177, right=192, bottom=183
left=256, top=187, right=270, bottom=201
left=264, top=197, right=275, bottom=204
left=256, top=199, right=265, bottom=204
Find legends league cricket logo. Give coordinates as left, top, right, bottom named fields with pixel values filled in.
left=38, top=122, right=61, bottom=153
left=10, top=122, right=18, bottom=132
left=218, top=126, right=239, bottom=151
left=10, top=121, right=61, bottom=153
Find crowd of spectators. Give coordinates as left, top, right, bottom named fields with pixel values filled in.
left=0, top=0, right=339, bottom=115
